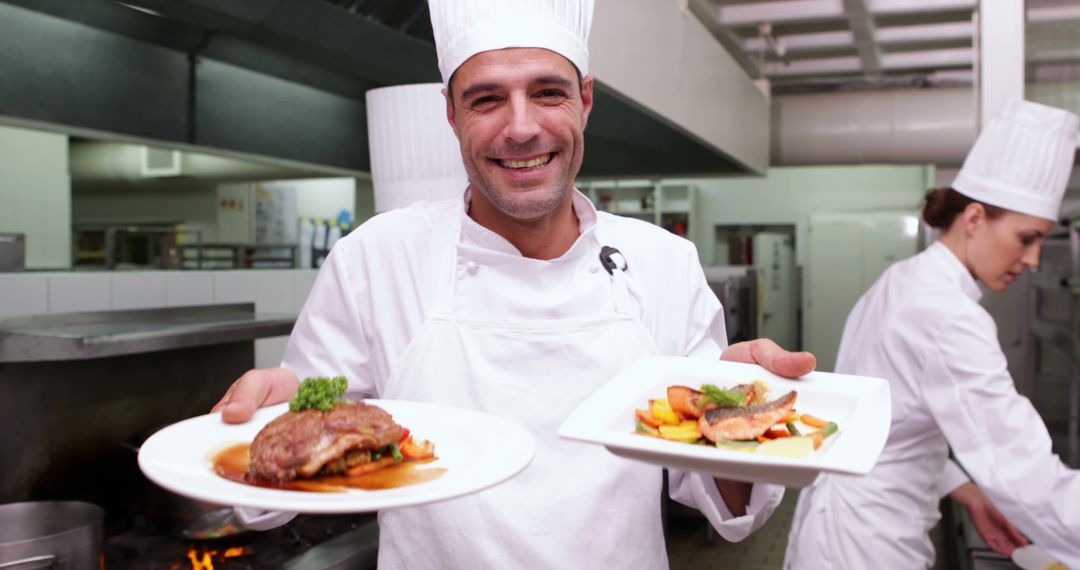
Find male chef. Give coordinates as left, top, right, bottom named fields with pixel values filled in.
left=214, top=0, right=816, bottom=566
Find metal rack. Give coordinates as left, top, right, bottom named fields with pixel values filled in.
left=176, top=243, right=298, bottom=270
left=1026, top=213, right=1080, bottom=467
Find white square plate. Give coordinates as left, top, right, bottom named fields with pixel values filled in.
left=558, top=357, right=891, bottom=487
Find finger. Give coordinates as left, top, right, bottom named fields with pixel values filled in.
left=220, top=371, right=274, bottom=424
left=1005, top=524, right=1029, bottom=547
left=210, top=384, right=237, bottom=413
left=987, top=537, right=1014, bottom=557
left=722, top=339, right=817, bottom=378
left=989, top=505, right=1030, bottom=547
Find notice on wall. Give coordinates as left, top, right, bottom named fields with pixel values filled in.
left=255, top=183, right=298, bottom=245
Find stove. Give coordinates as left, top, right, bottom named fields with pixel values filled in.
left=105, top=513, right=379, bottom=570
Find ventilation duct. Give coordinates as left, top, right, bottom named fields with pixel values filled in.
left=69, top=142, right=315, bottom=187
left=771, top=88, right=977, bottom=167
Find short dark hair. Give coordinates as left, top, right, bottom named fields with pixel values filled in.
left=922, top=187, right=1005, bottom=229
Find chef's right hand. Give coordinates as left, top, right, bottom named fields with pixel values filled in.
left=211, top=367, right=300, bottom=423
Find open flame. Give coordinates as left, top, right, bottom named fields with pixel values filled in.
left=174, top=546, right=249, bottom=570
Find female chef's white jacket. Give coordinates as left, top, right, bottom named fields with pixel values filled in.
left=281, top=190, right=783, bottom=569
left=786, top=241, right=1080, bottom=569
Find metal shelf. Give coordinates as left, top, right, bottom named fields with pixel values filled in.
left=1027, top=217, right=1080, bottom=467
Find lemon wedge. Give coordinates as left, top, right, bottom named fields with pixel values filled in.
left=756, top=436, right=815, bottom=458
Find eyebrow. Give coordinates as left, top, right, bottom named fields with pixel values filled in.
left=458, top=75, right=575, bottom=102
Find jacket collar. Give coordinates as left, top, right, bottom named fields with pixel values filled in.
left=927, top=240, right=983, bottom=302
left=460, top=187, right=598, bottom=259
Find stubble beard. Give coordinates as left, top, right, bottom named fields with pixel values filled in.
left=472, top=177, right=569, bottom=222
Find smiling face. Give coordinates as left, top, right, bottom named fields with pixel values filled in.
left=959, top=205, right=1054, bottom=291
left=445, top=47, right=593, bottom=223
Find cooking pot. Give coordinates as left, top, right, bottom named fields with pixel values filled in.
left=124, top=426, right=248, bottom=541
left=0, top=501, right=103, bottom=570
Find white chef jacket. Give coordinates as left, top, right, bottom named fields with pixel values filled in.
left=282, top=189, right=783, bottom=568
left=785, top=241, right=1080, bottom=569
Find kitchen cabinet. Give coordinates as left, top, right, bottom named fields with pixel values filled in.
left=582, top=180, right=696, bottom=238
left=803, top=211, right=922, bottom=371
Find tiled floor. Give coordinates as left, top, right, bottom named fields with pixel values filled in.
left=666, top=490, right=798, bottom=570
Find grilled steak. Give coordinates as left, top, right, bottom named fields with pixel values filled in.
left=247, top=401, right=403, bottom=481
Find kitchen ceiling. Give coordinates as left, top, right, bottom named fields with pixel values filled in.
left=0, top=0, right=758, bottom=178
left=692, top=0, right=1080, bottom=94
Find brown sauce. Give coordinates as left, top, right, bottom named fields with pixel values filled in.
left=211, top=443, right=445, bottom=493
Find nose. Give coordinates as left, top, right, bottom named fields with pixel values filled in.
left=1022, top=244, right=1042, bottom=270
left=503, top=93, right=541, bottom=143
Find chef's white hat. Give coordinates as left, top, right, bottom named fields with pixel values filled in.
left=428, top=0, right=594, bottom=85
left=952, top=99, right=1079, bottom=221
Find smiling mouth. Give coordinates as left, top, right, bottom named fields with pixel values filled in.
left=495, top=153, right=554, bottom=170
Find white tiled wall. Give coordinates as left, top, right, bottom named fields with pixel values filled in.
left=48, top=274, right=111, bottom=313
left=165, top=273, right=214, bottom=307
left=0, top=274, right=48, bottom=318
left=111, top=273, right=167, bottom=310
left=0, top=269, right=320, bottom=365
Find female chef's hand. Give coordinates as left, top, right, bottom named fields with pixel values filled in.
left=211, top=367, right=300, bottom=424
left=720, top=338, right=817, bottom=378
left=950, top=482, right=1029, bottom=556
left=712, top=339, right=816, bottom=516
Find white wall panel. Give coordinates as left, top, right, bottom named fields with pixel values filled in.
left=0, top=275, right=48, bottom=318
left=591, top=0, right=769, bottom=173
left=111, top=273, right=167, bottom=310
left=255, top=270, right=294, bottom=314
left=48, top=274, right=110, bottom=313
left=212, top=272, right=256, bottom=304
left=166, top=273, right=214, bottom=307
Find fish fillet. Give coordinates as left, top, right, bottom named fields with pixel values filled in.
left=698, top=391, right=797, bottom=442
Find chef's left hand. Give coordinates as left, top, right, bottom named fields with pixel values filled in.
left=720, top=338, right=817, bottom=378
left=950, top=482, right=1029, bottom=556
left=713, top=339, right=816, bottom=516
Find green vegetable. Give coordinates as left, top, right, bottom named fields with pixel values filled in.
left=821, top=422, right=839, bottom=439
left=635, top=420, right=660, bottom=437
left=786, top=421, right=802, bottom=437
left=389, top=443, right=403, bottom=463
left=700, top=384, right=747, bottom=407
left=289, top=376, right=349, bottom=412
left=715, top=440, right=759, bottom=450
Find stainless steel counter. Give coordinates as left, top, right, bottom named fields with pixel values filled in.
left=0, top=303, right=295, bottom=505
left=0, top=303, right=294, bottom=362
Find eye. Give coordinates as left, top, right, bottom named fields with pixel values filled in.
left=1020, top=234, right=1038, bottom=246
left=535, top=88, right=567, bottom=102
left=469, top=95, right=501, bottom=110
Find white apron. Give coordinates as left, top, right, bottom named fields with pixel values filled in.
left=376, top=207, right=668, bottom=569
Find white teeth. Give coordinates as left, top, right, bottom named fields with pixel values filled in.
left=499, top=154, right=551, bottom=169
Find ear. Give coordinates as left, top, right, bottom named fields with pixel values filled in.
left=961, top=202, right=986, bottom=237
left=443, top=86, right=460, bottom=138
left=580, top=74, right=595, bottom=127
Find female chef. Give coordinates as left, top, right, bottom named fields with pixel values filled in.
left=785, top=98, right=1080, bottom=569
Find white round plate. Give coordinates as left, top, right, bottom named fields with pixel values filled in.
left=1012, top=545, right=1066, bottom=570
left=138, top=400, right=535, bottom=513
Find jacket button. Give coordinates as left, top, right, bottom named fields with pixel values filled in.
left=465, top=261, right=479, bottom=275
left=589, top=265, right=600, bottom=274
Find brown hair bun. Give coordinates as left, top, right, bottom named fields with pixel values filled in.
left=922, top=187, right=1004, bottom=229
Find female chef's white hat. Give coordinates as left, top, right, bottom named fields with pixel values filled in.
left=428, top=0, right=594, bottom=85
left=952, top=99, right=1079, bottom=221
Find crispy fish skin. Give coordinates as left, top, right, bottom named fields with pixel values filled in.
left=698, top=391, right=797, bottom=443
